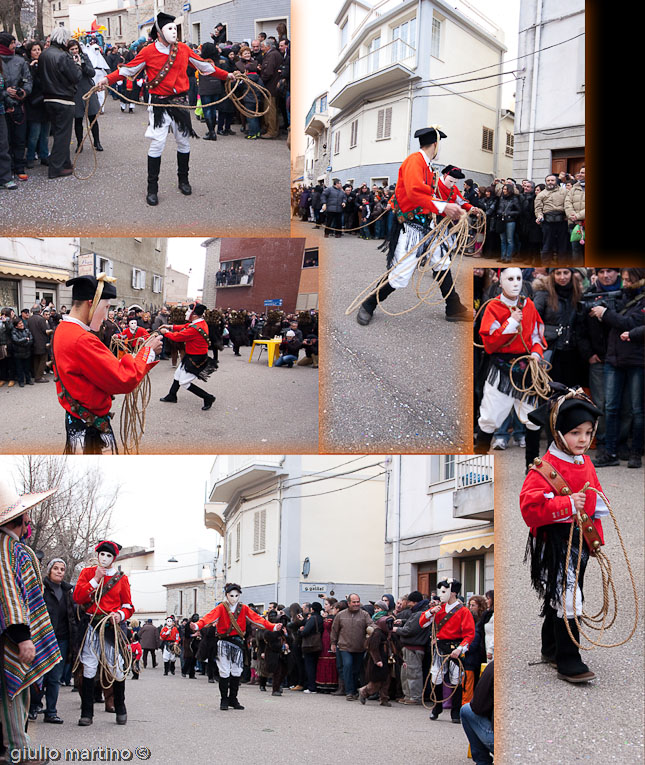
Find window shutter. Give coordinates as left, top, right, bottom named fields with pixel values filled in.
left=430, top=455, right=441, bottom=484
left=384, top=107, right=392, bottom=138
left=482, top=127, right=494, bottom=152
left=253, top=511, right=260, bottom=552
left=131, top=268, right=137, bottom=288
left=260, top=509, right=266, bottom=551
left=235, top=523, right=240, bottom=560
left=377, top=109, right=384, bottom=140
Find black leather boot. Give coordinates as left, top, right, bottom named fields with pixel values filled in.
left=429, top=686, right=443, bottom=720
left=525, top=427, right=541, bottom=470
left=357, top=282, right=396, bottom=325
left=164, top=661, right=169, bottom=675
left=177, top=151, right=192, bottom=195
left=474, top=429, right=493, bottom=454
left=188, top=383, right=215, bottom=410
left=440, top=269, right=470, bottom=322
left=219, top=677, right=230, bottom=710
left=91, top=121, right=103, bottom=151
left=113, top=680, right=127, bottom=724
left=79, top=676, right=95, bottom=726
left=541, top=604, right=557, bottom=666
left=449, top=683, right=462, bottom=723
left=228, top=676, right=245, bottom=709
left=146, top=155, right=161, bottom=206
left=554, top=616, right=595, bottom=683
left=160, top=379, right=180, bottom=403
left=204, top=116, right=217, bottom=140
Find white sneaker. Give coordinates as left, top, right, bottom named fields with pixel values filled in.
left=120, top=103, right=126, bottom=112
left=303, top=689, right=316, bottom=694
left=492, top=438, right=507, bottom=450
left=129, top=104, right=135, bottom=112
left=515, top=436, right=526, bottom=447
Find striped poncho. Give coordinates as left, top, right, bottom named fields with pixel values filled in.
left=0, top=531, right=62, bottom=699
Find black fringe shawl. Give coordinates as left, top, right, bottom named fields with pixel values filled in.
left=183, top=353, right=216, bottom=382
left=524, top=523, right=589, bottom=617
left=150, top=94, right=197, bottom=137
left=217, top=636, right=244, bottom=667
left=486, top=353, right=538, bottom=405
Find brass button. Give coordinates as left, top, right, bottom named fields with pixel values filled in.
left=550, top=470, right=557, bottom=478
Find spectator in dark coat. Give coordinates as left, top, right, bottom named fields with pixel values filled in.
left=138, top=619, right=159, bottom=669
left=0, top=31, right=32, bottom=180
left=495, top=183, right=521, bottom=263
left=24, top=40, right=50, bottom=168
left=10, top=317, right=33, bottom=386
left=358, top=616, right=395, bottom=706
left=26, top=304, right=50, bottom=382
left=67, top=39, right=101, bottom=153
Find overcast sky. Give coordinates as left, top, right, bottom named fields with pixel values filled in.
left=165, top=238, right=207, bottom=299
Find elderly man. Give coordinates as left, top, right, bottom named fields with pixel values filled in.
left=0, top=478, right=62, bottom=753
left=330, top=593, right=372, bottom=700
left=27, top=303, right=50, bottom=383
left=534, top=174, right=568, bottom=264
left=38, top=27, right=82, bottom=179
left=565, top=166, right=585, bottom=262
left=259, top=38, right=283, bottom=139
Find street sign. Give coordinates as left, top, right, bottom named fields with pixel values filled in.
left=302, top=584, right=326, bottom=593
left=77, top=253, right=95, bottom=276
left=264, top=299, right=283, bottom=306
left=182, top=3, right=191, bottom=10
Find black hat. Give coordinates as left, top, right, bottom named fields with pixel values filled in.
left=414, top=127, right=447, bottom=147
left=150, top=12, right=176, bottom=40
left=407, top=590, right=423, bottom=603
left=193, top=303, right=207, bottom=316
left=95, top=540, right=122, bottom=558
left=529, top=386, right=602, bottom=435
left=437, top=578, right=461, bottom=594
left=224, top=582, right=242, bottom=595
left=0, top=32, right=15, bottom=47
left=442, top=164, right=465, bottom=180
left=66, top=275, right=117, bottom=301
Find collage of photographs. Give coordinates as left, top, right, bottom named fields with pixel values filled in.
left=0, top=1, right=642, bottom=764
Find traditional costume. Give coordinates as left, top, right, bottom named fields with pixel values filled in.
left=51, top=275, right=158, bottom=455
left=104, top=12, right=230, bottom=205
left=160, top=618, right=180, bottom=675
left=0, top=480, right=62, bottom=750
left=193, top=583, right=281, bottom=710
left=419, top=578, right=475, bottom=723
left=521, top=388, right=605, bottom=682
left=475, top=267, right=547, bottom=466
left=357, top=130, right=472, bottom=325
left=159, top=303, right=216, bottom=410
left=117, top=321, right=149, bottom=352
left=73, top=540, right=133, bottom=725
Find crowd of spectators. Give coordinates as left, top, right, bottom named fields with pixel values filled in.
left=473, top=267, right=645, bottom=468
left=0, top=22, right=289, bottom=188
left=292, top=166, right=585, bottom=264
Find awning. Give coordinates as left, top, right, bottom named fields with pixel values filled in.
left=0, top=261, right=70, bottom=282
left=439, top=531, right=494, bottom=556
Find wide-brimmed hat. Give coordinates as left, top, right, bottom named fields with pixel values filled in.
left=0, top=478, right=57, bottom=527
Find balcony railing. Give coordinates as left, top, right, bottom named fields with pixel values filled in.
left=456, top=455, right=493, bottom=489
left=332, top=37, right=416, bottom=95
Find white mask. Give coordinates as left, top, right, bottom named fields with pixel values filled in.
left=226, top=590, right=241, bottom=608
left=98, top=550, right=115, bottom=568
left=89, top=299, right=110, bottom=332
left=500, top=268, right=523, bottom=299
left=165, top=618, right=174, bottom=627
left=160, top=22, right=178, bottom=44
left=438, top=586, right=451, bottom=604
left=128, top=320, right=138, bottom=333
left=442, top=174, right=456, bottom=189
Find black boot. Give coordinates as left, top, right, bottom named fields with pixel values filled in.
left=525, top=427, right=541, bottom=470
left=204, top=116, right=217, bottom=140
left=91, top=120, right=103, bottom=151
left=429, top=685, right=443, bottom=720
left=554, top=617, right=595, bottom=682
left=474, top=429, right=493, bottom=454
left=164, top=661, right=169, bottom=676
left=541, top=604, right=557, bottom=666
left=219, top=677, right=230, bottom=710
left=146, top=155, right=161, bottom=206
left=228, top=676, right=245, bottom=709
left=188, top=383, right=215, bottom=410
left=357, top=282, right=396, bottom=325
left=439, top=269, right=470, bottom=322
left=79, top=676, right=95, bottom=726
left=160, top=379, right=180, bottom=403
left=449, top=683, right=462, bottom=723
left=177, top=151, right=192, bottom=195
left=113, top=680, right=127, bottom=724
left=170, top=662, right=175, bottom=675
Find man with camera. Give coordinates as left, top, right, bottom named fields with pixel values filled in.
left=534, top=174, right=568, bottom=265
left=0, top=31, right=32, bottom=182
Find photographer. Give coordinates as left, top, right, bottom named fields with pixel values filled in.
left=0, top=31, right=32, bottom=182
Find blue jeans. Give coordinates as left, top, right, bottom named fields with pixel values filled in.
left=499, top=221, right=516, bottom=261
left=460, top=703, right=494, bottom=764
left=604, top=363, right=643, bottom=456
left=373, top=217, right=384, bottom=238
left=338, top=650, right=363, bottom=695
left=199, top=94, right=217, bottom=124
left=494, top=409, right=525, bottom=446
left=274, top=354, right=298, bottom=367
left=26, top=120, right=50, bottom=161
left=45, top=638, right=68, bottom=717
left=247, top=116, right=260, bottom=136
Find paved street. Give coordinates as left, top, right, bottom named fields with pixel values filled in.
left=0, top=104, right=290, bottom=237
left=293, top=220, right=472, bottom=453
left=0, top=343, right=318, bottom=453
left=27, top=664, right=473, bottom=764
left=495, top=446, right=644, bottom=763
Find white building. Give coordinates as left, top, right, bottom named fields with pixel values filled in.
left=513, top=0, right=585, bottom=183
left=304, top=92, right=335, bottom=187
left=164, top=265, right=190, bottom=305
left=204, top=455, right=386, bottom=609
left=385, top=454, right=494, bottom=600
left=327, top=0, right=514, bottom=189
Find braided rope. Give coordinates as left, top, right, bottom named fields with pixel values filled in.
left=109, top=334, right=153, bottom=454
left=421, top=619, right=465, bottom=710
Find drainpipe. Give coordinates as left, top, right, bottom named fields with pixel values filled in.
left=276, top=478, right=283, bottom=603
left=391, top=456, right=402, bottom=596
left=526, top=0, right=543, bottom=181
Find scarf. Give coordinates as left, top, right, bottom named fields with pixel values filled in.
left=0, top=45, right=13, bottom=57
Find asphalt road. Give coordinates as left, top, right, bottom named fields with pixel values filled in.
left=495, top=446, right=644, bottom=763
left=0, top=343, right=318, bottom=454
left=295, top=220, right=472, bottom=453
left=0, top=103, right=290, bottom=237
left=29, top=662, right=474, bottom=764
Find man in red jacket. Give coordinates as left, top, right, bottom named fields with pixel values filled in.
left=73, top=541, right=133, bottom=726
left=51, top=274, right=161, bottom=454
left=158, top=303, right=216, bottom=410
left=419, top=578, right=475, bottom=723
left=98, top=12, right=234, bottom=205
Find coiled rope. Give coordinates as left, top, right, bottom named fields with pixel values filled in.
left=345, top=211, right=486, bottom=317
left=109, top=334, right=153, bottom=454
left=563, top=483, right=639, bottom=650
left=74, top=72, right=271, bottom=181
left=421, top=618, right=466, bottom=710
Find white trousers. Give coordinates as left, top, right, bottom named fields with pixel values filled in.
left=81, top=625, right=125, bottom=681
left=430, top=649, right=462, bottom=686
left=146, top=108, right=191, bottom=158
left=477, top=381, right=541, bottom=433
left=174, top=360, right=196, bottom=389
left=553, top=558, right=583, bottom=619
left=388, top=222, right=451, bottom=289
left=162, top=644, right=177, bottom=662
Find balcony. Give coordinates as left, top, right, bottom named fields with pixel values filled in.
left=305, top=104, right=329, bottom=138
left=453, top=455, right=494, bottom=521
left=329, top=38, right=416, bottom=110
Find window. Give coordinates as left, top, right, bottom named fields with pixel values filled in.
left=505, top=131, right=514, bottom=157
left=97, top=257, right=113, bottom=276
left=131, top=268, right=146, bottom=289
left=376, top=107, right=392, bottom=141
left=226, top=533, right=231, bottom=568
left=392, top=17, right=416, bottom=62
left=431, top=17, right=441, bottom=58
left=333, top=131, right=340, bottom=155
left=253, top=509, right=266, bottom=553
left=152, top=274, right=163, bottom=293
left=218, top=257, right=255, bottom=287
left=118, top=15, right=122, bottom=36
left=460, top=556, right=485, bottom=598
left=192, top=23, right=200, bottom=44
left=340, top=19, right=348, bottom=49
left=235, top=522, right=240, bottom=561
left=320, top=94, right=327, bottom=112
left=367, top=36, right=381, bottom=73
left=482, top=127, right=494, bottom=153
left=0, top=278, right=19, bottom=310
left=371, top=177, right=389, bottom=189
left=429, top=455, right=456, bottom=486
left=303, top=248, right=319, bottom=268
left=350, top=119, right=358, bottom=148
left=178, top=590, right=183, bottom=614
left=444, top=455, right=455, bottom=480
left=192, top=588, right=198, bottom=614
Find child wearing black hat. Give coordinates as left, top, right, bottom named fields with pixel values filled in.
left=520, top=385, right=606, bottom=683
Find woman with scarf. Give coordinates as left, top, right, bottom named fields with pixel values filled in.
left=67, top=39, right=102, bottom=153
left=358, top=617, right=396, bottom=706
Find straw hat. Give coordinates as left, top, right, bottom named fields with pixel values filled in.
left=0, top=478, right=57, bottom=527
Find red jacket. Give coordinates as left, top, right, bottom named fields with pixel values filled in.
left=73, top=566, right=134, bottom=622
left=53, top=319, right=157, bottom=417
left=520, top=450, right=605, bottom=544
left=392, top=152, right=446, bottom=215
left=419, top=603, right=475, bottom=647
left=160, top=625, right=180, bottom=643
left=164, top=320, right=209, bottom=354
left=479, top=297, right=546, bottom=357
left=437, top=176, right=472, bottom=210
left=130, top=641, right=143, bottom=661
left=196, top=603, right=276, bottom=636
left=119, top=327, right=149, bottom=345
left=106, top=41, right=228, bottom=96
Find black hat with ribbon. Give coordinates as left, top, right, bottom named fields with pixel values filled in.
left=150, top=12, right=176, bottom=40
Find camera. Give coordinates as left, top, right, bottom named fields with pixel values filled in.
left=578, top=290, right=622, bottom=315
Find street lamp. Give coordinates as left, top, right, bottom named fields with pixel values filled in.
left=302, top=557, right=310, bottom=578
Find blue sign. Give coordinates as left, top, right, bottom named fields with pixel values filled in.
left=182, top=2, right=191, bottom=10
left=264, top=299, right=283, bottom=307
